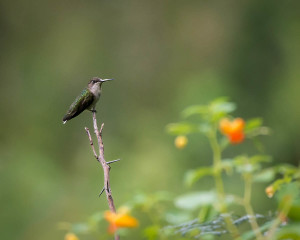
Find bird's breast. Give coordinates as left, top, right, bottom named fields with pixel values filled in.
left=89, top=85, right=101, bottom=100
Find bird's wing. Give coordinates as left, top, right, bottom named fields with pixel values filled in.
left=62, top=88, right=94, bottom=122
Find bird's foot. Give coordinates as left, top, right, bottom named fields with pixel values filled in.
left=89, top=109, right=97, bottom=113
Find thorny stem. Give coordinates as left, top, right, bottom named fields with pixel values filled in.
left=85, top=112, right=119, bottom=240
left=243, top=174, right=263, bottom=240
left=208, top=125, right=241, bottom=239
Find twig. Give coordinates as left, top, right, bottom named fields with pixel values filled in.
left=99, top=187, right=105, bottom=197
left=85, top=112, right=120, bottom=240
left=84, top=127, right=98, bottom=161
left=107, top=159, right=121, bottom=165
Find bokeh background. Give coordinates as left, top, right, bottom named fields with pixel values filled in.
left=1, top=1, right=299, bottom=239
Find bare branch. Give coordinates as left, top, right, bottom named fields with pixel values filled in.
left=84, top=127, right=99, bottom=161
left=86, top=112, right=120, bottom=240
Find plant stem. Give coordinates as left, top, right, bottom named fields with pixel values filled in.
left=208, top=125, right=241, bottom=239
left=266, top=195, right=292, bottom=240
left=243, top=174, right=263, bottom=240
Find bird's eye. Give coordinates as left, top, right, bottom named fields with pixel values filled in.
left=92, top=80, right=95, bottom=83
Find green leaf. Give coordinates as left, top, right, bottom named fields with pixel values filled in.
left=249, top=155, right=272, bottom=164
left=175, top=191, right=216, bottom=210
left=233, top=155, right=255, bottom=173
left=288, top=202, right=300, bottom=222
left=245, top=117, right=271, bottom=138
left=130, top=191, right=171, bottom=210
left=166, top=122, right=196, bottom=135
left=244, top=118, right=263, bottom=132
left=198, top=205, right=214, bottom=223
left=198, top=123, right=212, bottom=134
left=131, top=192, right=148, bottom=207
left=88, top=211, right=104, bottom=225
left=182, top=98, right=236, bottom=122
left=182, top=105, right=208, bottom=118
left=210, top=101, right=236, bottom=115
left=233, top=155, right=271, bottom=174
left=253, top=168, right=276, bottom=182
left=153, top=191, right=173, bottom=202
left=185, top=168, right=213, bottom=187
left=210, top=97, right=231, bottom=105
left=164, top=211, right=193, bottom=225
left=208, top=97, right=236, bottom=122
left=276, top=182, right=300, bottom=204
left=221, top=159, right=235, bottom=174
left=275, top=223, right=300, bottom=239
left=241, top=220, right=273, bottom=240
left=275, top=164, right=299, bottom=176
left=71, top=223, right=90, bottom=234
left=268, top=178, right=293, bottom=197
left=143, top=225, right=160, bottom=240
left=275, top=183, right=300, bottom=221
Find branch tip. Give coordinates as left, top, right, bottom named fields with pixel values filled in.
left=100, top=123, right=104, bottom=135
left=107, top=159, right=121, bottom=165
left=99, top=187, right=105, bottom=197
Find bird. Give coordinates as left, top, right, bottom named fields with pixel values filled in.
left=62, top=77, right=113, bottom=124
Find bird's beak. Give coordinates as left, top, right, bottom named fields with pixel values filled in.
left=100, top=78, right=114, bottom=82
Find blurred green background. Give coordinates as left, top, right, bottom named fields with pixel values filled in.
left=0, top=1, right=299, bottom=239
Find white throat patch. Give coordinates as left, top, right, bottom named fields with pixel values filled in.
left=89, top=83, right=101, bottom=98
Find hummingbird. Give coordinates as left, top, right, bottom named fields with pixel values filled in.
left=62, top=77, right=113, bottom=124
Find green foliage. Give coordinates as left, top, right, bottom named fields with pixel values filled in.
left=233, top=155, right=271, bottom=174
left=129, top=191, right=172, bottom=212
left=58, top=211, right=106, bottom=237
left=182, top=97, right=236, bottom=121
left=163, top=98, right=300, bottom=239
left=61, top=98, right=300, bottom=239
left=166, top=122, right=197, bottom=135
left=167, top=98, right=238, bottom=137
left=244, top=118, right=271, bottom=138
left=71, top=223, right=90, bottom=234
left=164, top=211, right=193, bottom=225
left=143, top=225, right=160, bottom=240
left=185, top=168, right=214, bottom=187
left=244, top=118, right=263, bottom=132
left=253, top=168, right=276, bottom=182
left=241, top=221, right=273, bottom=240
left=275, top=224, right=300, bottom=239
left=175, top=191, right=217, bottom=211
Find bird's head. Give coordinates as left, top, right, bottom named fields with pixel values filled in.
left=88, top=77, right=113, bottom=90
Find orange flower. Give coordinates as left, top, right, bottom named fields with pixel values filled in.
left=104, top=207, right=139, bottom=234
left=175, top=136, right=188, bottom=149
left=64, top=233, right=79, bottom=240
left=219, top=118, right=245, bottom=144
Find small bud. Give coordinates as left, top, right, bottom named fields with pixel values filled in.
left=265, top=185, right=274, bottom=198
left=175, top=136, right=188, bottom=149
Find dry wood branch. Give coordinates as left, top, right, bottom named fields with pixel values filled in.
left=85, top=112, right=119, bottom=240
left=84, top=127, right=98, bottom=161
